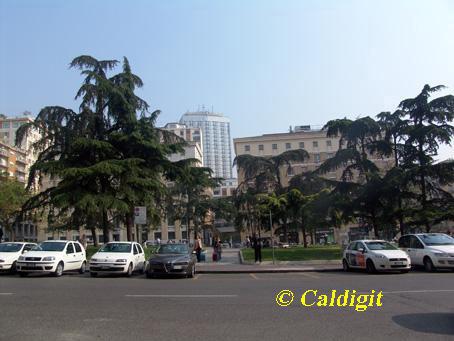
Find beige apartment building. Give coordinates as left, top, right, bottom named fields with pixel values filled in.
left=233, top=125, right=395, bottom=244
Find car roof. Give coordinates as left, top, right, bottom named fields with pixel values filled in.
left=349, top=240, right=387, bottom=243
left=105, top=241, right=136, bottom=244
left=401, top=233, right=447, bottom=237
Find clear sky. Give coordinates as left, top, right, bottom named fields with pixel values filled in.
left=1, top=0, right=453, bottom=160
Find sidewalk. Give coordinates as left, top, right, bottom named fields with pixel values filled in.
left=196, top=248, right=342, bottom=273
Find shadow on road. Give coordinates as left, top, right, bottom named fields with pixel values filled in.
left=392, top=313, right=454, bottom=335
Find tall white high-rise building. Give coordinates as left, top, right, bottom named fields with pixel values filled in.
left=180, top=111, right=233, bottom=179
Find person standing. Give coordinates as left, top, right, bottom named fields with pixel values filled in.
left=252, top=234, right=262, bottom=263
left=193, top=234, right=203, bottom=262
left=216, top=238, right=222, bottom=261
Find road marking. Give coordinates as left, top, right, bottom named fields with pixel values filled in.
left=249, top=273, right=259, bottom=280
left=381, top=289, right=454, bottom=294
left=125, top=294, right=238, bottom=298
left=0, top=293, right=13, bottom=296
left=299, top=272, right=320, bottom=279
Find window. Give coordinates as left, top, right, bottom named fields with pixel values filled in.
left=327, top=153, right=334, bottom=159
left=74, top=243, right=82, bottom=253
left=244, top=145, right=250, bottom=152
left=272, top=144, right=278, bottom=150
left=314, top=154, right=321, bottom=163
left=299, top=142, right=305, bottom=149
left=258, top=144, right=264, bottom=151
left=312, top=141, right=318, bottom=148
left=1, top=122, right=10, bottom=129
left=13, top=122, right=20, bottom=128
left=138, top=244, right=144, bottom=254
left=285, top=142, right=291, bottom=150
left=410, top=236, right=424, bottom=249
left=168, top=231, right=176, bottom=240
left=398, top=236, right=410, bottom=248
left=66, top=243, right=74, bottom=254
left=287, top=167, right=294, bottom=176
left=133, top=244, right=139, bottom=255
left=326, top=140, right=332, bottom=147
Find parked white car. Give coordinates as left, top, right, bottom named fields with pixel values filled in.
left=89, top=242, right=146, bottom=277
left=16, top=240, right=87, bottom=277
left=398, top=233, right=454, bottom=272
left=343, top=240, right=411, bottom=273
left=0, top=242, right=36, bottom=273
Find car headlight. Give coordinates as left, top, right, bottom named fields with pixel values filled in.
left=374, top=254, right=386, bottom=259
left=42, top=256, right=55, bottom=261
left=116, top=259, right=127, bottom=263
left=433, top=252, right=448, bottom=257
left=18, top=256, right=25, bottom=261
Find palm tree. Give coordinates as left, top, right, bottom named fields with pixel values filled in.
left=234, top=149, right=309, bottom=192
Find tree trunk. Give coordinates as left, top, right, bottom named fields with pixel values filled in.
left=90, top=226, right=98, bottom=247
left=283, top=222, right=288, bottom=243
left=371, top=213, right=380, bottom=238
left=102, top=210, right=109, bottom=243
left=301, top=216, right=307, bottom=248
left=397, top=197, right=405, bottom=236
left=125, top=212, right=133, bottom=242
left=310, top=229, right=314, bottom=245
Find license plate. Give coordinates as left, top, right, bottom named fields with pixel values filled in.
left=173, top=265, right=183, bottom=270
left=26, top=263, right=36, bottom=267
left=101, top=266, right=110, bottom=270
left=394, top=262, right=403, bottom=265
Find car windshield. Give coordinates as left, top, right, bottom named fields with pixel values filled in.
left=365, top=241, right=397, bottom=250
left=419, top=234, right=454, bottom=246
left=32, top=242, right=67, bottom=252
left=99, top=243, right=132, bottom=253
left=157, top=244, right=188, bottom=254
left=0, top=243, right=22, bottom=252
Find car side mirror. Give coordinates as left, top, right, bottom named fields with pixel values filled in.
left=358, top=248, right=365, bottom=254
left=22, top=250, right=29, bottom=254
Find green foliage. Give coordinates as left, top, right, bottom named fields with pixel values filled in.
left=0, top=175, right=29, bottom=237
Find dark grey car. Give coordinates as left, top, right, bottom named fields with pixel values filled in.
left=145, top=244, right=196, bottom=278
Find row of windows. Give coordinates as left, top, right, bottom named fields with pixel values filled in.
left=244, top=140, right=332, bottom=152
left=0, top=122, right=23, bottom=129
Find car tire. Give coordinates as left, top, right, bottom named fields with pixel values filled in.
left=342, top=259, right=350, bottom=272
left=53, top=262, right=64, bottom=277
left=10, top=261, right=17, bottom=275
left=90, top=272, right=98, bottom=277
left=79, top=261, right=86, bottom=274
left=126, top=263, right=133, bottom=277
left=366, top=259, right=376, bottom=274
left=423, top=257, right=436, bottom=272
left=188, top=265, right=195, bottom=278
left=19, top=272, right=28, bottom=277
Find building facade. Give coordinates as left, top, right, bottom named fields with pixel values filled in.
left=180, top=111, right=233, bottom=179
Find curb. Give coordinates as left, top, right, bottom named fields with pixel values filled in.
left=196, top=267, right=343, bottom=274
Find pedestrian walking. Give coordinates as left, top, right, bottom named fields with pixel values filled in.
left=252, top=234, right=262, bottom=263
left=246, top=236, right=251, bottom=248
left=216, top=238, right=222, bottom=261
left=193, top=234, right=203, bottom=262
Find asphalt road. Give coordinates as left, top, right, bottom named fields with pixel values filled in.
left=0, top=270, right=453, bottom=341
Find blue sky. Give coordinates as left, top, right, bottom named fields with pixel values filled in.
left=1, top=0, right=453, bottom=160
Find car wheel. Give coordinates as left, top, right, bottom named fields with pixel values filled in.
left=188, top=265, right=195, bottom=278
left=342, top=259, right=350, bottom=272
left=126, top=263, right=133, bottom=277
left=79, top=261, right=86, bottom=274
left=90, top=272, right=98, bottom=277
left=366, top=259, right=376, bottom=274
left=19, top=272, right=28, bottom=277
left=10, top=261, right=17, bottom=275
left=53, top=262, right=64, bottom=277
left=423, top=257, right=436, bottom=272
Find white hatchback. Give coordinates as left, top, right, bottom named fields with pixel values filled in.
left=398, top=233, right=454, bottom=272
left=0, top=242, right=36, bottom=273
left=16, top=240, right=87, bottom=277
left=343, top=240, right=411, bottom=273
left=89, top=242, right=146, bottom=277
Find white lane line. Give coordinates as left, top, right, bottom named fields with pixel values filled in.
left=299, top=272, right=320, bottom=279
left=125, top=294, right=238, bottom=298
left=0, top=293, right=13, bottom=296
left=382, top=289, right=454, bottom=294
left=250, top=273, right=259, bottom=280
